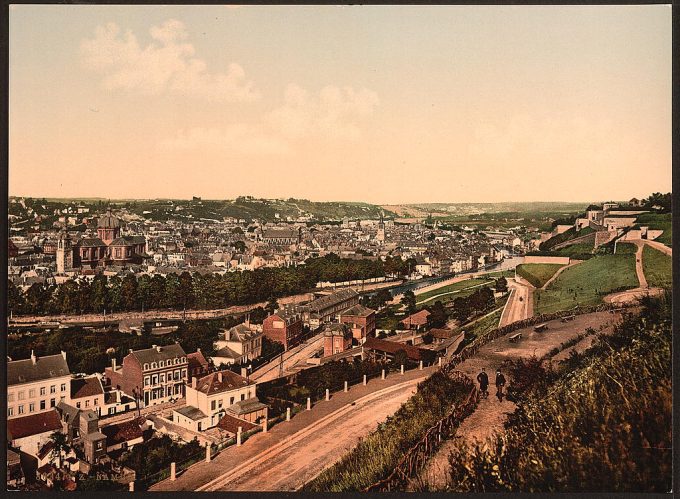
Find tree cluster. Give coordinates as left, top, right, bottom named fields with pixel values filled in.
left=450, top=286, right=496, bottom=323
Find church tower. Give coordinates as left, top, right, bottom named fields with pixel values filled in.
left=56, top=229, right=73, bottom=274
left=376, top=211, right=386, bottom=244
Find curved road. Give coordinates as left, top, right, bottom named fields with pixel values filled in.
left=498, top=277, right=534, bottom=327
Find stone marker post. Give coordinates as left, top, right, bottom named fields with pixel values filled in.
left=286, top=407, right=291, bottom=421
left=363, top=374, right=367, bottom=385
left=344, top=381, right=348, bottom=392
left=307, top=397, right=311, bottom=410
left=205, top=443, right=211, bottom=463
left=401, top=364, right=404, bottom=375
left=419, top=360, right=423, bottom=370
left=325, top=388, right=330, bottom=401
left=381, top=369, right=386, bottom=380
left=237, top=427, right=242, bottom=446
left=170, top=462, right=176, bottom=481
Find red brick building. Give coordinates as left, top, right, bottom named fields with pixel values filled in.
left=323, top=323, right=353, bottom=357
left=339, top=304, right=376, bottom=341
left=262, top=309, right=304, bottom=350
left=402, top=309, right=431, bottom=331
left=104, top=344, right=188, bottom=407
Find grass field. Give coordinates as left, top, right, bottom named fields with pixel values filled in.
left=534, top=254, right=638, bottom=314
left=415, top=278, right=491, bottom=305
left=637, top=213, right=672, bottom=247
left=615, top=242, right=639, bottom=254
left=516, top=263, right=565, bottom=288
left=552, top=242, right=594, bottom=257
left=642, top=245, right=672, bottom=289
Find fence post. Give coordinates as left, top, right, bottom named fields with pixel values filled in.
left=344, top=381, right=348, bottom=392
left=381, top=369, right=386, bottom=380
left=262, top=416, right=268, bottom=433
left=237, top=427, right=243, bottom=446
left=205, top=443, right=211, bottom=463
left=439, top=356, right=442, bottom=367
left=401, top=364, right=404, bottom=375
left=326, top=388, right=330, bottom=401
left=419, top=360, right=423, bottom=370
left=363, top=374, right=367, bottom=385
left=286, top=407, right=291, bottom=421
left=129, top=481, right=134, bottom=492
left=170, top=462, right=176, bottom=481
left=307, top=397, right=311, bottom=410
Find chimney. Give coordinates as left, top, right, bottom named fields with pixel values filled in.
left=245, top=313, right=250, bottom=328
left=192, top=377, right=197, bottom=389
left=61, top=350, right=67, bottom=361
left=112, top=358, right=117, bottom=371
left=218, top=371, right=223, bottom=383
left=31, top=350, right=36, bottom=365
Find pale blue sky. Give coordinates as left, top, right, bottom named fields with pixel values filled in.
left=9, top=4, right=672, bottom=203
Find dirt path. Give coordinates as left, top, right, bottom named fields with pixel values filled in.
left=414, top=310, right=624, bottom=491
left=604, top=239, right=666, bottom=304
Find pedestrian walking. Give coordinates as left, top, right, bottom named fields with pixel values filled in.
left=495, top=370, right=506, bottom=401
left=477, top=368, right=489, bottom=398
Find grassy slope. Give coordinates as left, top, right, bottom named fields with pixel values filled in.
left=615, top=242, right=638, bottom=254
left=516, top=264, right=565, bottom=288
left=642, top=245, right=672, bottom=289
left=443, top=302, right=672, bottom=492
left=552, top=242, right=594, bottom=257
left=416, top=278, right=491, bottom=304
left=534, top=255, right=637, bottom=314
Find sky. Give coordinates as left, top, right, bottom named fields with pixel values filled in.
left=9, top=4, right=672, bottom=204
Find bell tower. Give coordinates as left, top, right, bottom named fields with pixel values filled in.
left=56, top=229, right=73, bottom=274
left=376, top=210, right=386, bottom=244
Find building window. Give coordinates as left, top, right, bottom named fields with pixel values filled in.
left=144, top=363, right=149, bottom=371
left=241, top=394, right=245, bottom=401
left=17, top=391, right=24, bottom=400
left=230, top=397, right=234, bottom=405
left=211, top=400, right=216, bottom=411
left=40, top=387, right=46, bottom=396
left=160, top=374, right=166, bottom=383
left=181, top=369, right=187, bottom=378
left=50, top=398, right=56, bottom=408
left=61, top=383, right=66, bottom=392
left=174, top=370, right=180, bottom=380
left=94, top=398, right=98, bottom=405
left=8, top=407, right=13, bottom=417
left=29, top=389, right=36, bottom=398
left=152, top=375, right=158, bottom=385
left=85, top=400, right=90, bottom=407
left=40, top=400, right=45, bottom=410
left=50, top=385, right=56, bottom=394
left=18, top=405, right=24, bottom=415
left=144, top=376, right=150, bottom=386
left=151, top=362, right=157, bottom=369
left=8, top=393, right=13, bottom=403
left=218, top=399, right=223, bottom=408
left=76, top=402, right=81, bottom=408
left=29, top=403, right=35, bottom=413
left=159, top=361, right=164, bottom=368
left=96, top=441, right=103, bottom=450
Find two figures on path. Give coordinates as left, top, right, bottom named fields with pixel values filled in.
left=477, top=367, right=506, bottom=401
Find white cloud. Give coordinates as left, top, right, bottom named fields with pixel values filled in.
left=266, top=84, right=379, bottom=140
left=157, top=83, right=379, bottom=154
left=80, top=19, right=259, bottom=102
left=158, top=125, right=291, bottom=156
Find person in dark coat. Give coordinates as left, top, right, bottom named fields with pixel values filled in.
left=495, top=370, right=506, bottom=401
left=476, top=368, right=489, bottom=397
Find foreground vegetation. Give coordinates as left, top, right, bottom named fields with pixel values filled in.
left=442, top=296, right=671, bottom=492
left=642, top=245, right=672, bottom=289
left=515, top=263, right=564, bottom=288
left=304, top=370, right=471, bottom=491
left=534, top=255, right=637, bottom=314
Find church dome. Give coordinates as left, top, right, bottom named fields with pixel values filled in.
left=98, top=209, right=120, bottom=229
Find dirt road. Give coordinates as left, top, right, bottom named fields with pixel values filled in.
left=150, top=365, right=436, bottom=492
left=498, top=278, right=534, bottom=327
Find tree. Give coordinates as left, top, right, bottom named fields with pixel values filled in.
left=400, top=290, right=416, bottom=314
left=233, top=240, right=246, bottom=253
left=394, top=349, right=408, bottom=368
left=265, top=297, right=279, bottom=315
left=49, top=431, right=71, bottom=469
left=495, top=277, right=508, bottom=293
left=428, top=301, right=448, bottom=329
